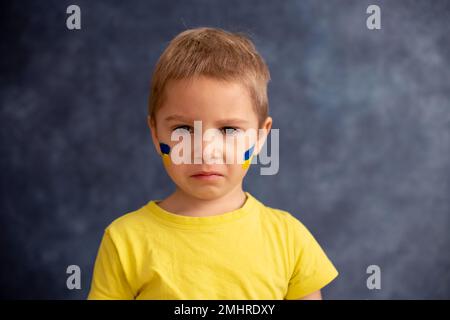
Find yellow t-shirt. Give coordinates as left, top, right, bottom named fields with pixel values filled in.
left=88, top=192, right=338, bottom=300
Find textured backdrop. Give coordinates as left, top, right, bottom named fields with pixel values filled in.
left=1, top=0, right=449, bottom=299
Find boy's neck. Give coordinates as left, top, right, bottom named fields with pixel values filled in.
left=157, top=185, right=247, bottom=217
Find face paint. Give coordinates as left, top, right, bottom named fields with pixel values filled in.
left=160, top=141, right=255, bottom=168
left=159, top=142, right=171, bottom=167
left=242, top=144, right=255, bottom=169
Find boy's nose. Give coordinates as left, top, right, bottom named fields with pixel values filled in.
left=193, top=129, right=224, bottom=164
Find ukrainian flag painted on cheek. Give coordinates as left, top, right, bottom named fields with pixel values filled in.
left=159, top=142, right=171, bottom=167
left=242, top=144, right=255, bottom=169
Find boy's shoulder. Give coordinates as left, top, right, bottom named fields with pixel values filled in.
left=258, top=202, right=319, bottom=249
left=255, top=197, right=308, bottom=231
left=104, top=201, right=154, bottom=236
left=260, top=203, right=295, bottom=222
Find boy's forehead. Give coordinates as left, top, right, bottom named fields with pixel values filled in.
left=160, top=77, right=257, bottom=123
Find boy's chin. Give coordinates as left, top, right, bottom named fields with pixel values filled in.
left=184, top=187, right=229, bottom=201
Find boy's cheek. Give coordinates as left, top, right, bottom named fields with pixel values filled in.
left=158, top=142, right=172, bottom=167
left=222, top=143, right=256, bottom=166
left=163, top=164, right=190, bottom=185
left=157, top=140, right=255, bottom=167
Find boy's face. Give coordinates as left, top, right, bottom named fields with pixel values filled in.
left=148, top=76, right=272, bottom=200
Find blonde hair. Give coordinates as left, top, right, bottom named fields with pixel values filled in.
left=148, top=27, right=271, bottom=127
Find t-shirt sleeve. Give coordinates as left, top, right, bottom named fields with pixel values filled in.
left=87, top=229, right=135, bottom=300
left=284, top=217, right=339, bottom=299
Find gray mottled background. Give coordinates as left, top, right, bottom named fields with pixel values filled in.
left=1, top=0, right=449, bottom=299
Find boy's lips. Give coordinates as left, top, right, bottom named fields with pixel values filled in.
left=190, top=171, right=224, bottom=181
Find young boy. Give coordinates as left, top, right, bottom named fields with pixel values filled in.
left=88, top=27, right=339, bottom=300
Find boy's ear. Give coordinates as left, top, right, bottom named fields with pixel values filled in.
left=254, top=116, right=272, bottom=156
left=147, top=115, right=162, bottom=155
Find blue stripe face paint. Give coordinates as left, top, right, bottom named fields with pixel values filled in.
left=244, top=144, right=255, bottom=161
left=159, top=142, right=171, bottom=155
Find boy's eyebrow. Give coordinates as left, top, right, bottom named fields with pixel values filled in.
left=215, top=118, right=249, bottom=126
left=164, top=114, right=249, bottom=125
left=164, top=115, right=194, bottom=122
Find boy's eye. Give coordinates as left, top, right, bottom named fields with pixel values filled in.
left=172, top=125, right=193, bottom=134
left=221, top=127, right=241, bottom=135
